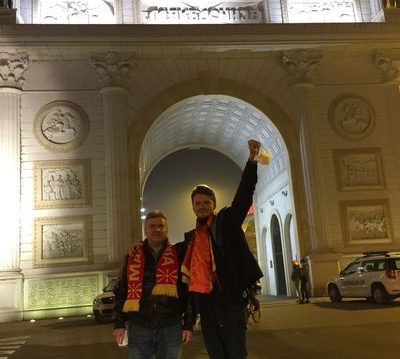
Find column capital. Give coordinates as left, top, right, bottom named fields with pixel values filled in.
left=90, top=52, right=133, bottom=88
left=374, top=48, right=400, bottom=83
left=282, top=49, right=322, bottom=85
left=0, top=52, right=29, bottom=89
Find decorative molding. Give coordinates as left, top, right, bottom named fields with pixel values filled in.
left=33, top=101, right=89, bottom=152
left=34, top=215, right=92, bottom=267
left=328, top=94, right=375, bottom=140
left=340, top=200, right=392, bottom=245
left=281, top=49, right=322, bottom=84
left=25, top=273, right=99, bottom=309
left=334, top=148, right=385, bottom=191
left=90, top=52, right=133, bottom=87
left=34, top=159, right=91, bottom=209
left=374, top=48, right=400, bottom=82
left=0, top=52, right=29, bottom=89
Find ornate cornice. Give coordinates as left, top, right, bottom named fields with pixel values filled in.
left=0, top=52, right=29, bottom=89
left=282, top=49, right=322, bottom=85
left=374, top=48, right=400, bottom=82
left=90, top=52, right=133, bottom=88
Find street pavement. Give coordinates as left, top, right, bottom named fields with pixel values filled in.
left=0, top=296, right=399, bottom=359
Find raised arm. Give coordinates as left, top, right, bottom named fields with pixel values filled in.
left=230, top=140, right=260, bottom=224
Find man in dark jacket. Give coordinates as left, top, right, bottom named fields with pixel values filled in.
left=181, top=139, right=264, bottom=359
left=113, top=210, right=193, bottom=359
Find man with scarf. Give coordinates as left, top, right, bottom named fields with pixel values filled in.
left=113, top=210, right=193, bottom=359
left=182, top=139, right=264, bottom=359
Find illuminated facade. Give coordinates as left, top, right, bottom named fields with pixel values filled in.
left=1, top=0, right=400, bottom=322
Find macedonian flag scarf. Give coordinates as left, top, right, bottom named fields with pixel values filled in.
left=181, top=215, right=216, bottom=294
left=122, top=240, right=179, bottom=312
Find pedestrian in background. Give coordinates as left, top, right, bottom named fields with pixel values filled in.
left=299, top=258, right=310, bottom=304
left=290, top=260, right=302, bottom=303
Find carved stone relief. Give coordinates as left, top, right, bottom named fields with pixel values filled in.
left=281, top=49, right=322, bottom=84
left=334, top=148, right=384, bottom=191
left=341, top=201, right=392, bottom=244
left=374, top=48, right=400, bottom=83
left=90, top=52, right=133, bottom=87
left=139, top=1, right=266, bottom=24
left=284, top=0, right=361, bottom=23
left=0, top=52, right=29, bottom=88
left=329, top=94, right=375, bottom=139
left=35, top=0, right=116, bottom=24
left=34, top=101, right=89, bottom=152
left=34, top=159, right=91, bottom=209
left=34, top=215, right=92, bottom=267
left=25, top=274, right=99, bottom=309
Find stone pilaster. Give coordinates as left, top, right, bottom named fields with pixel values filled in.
left=0, top=52, right=28, bottom=272
left=280, top=50, right=328, bottom=254
left=90, top=52, right=133, bottom=262
left=0, top=51, right=27, bottom=322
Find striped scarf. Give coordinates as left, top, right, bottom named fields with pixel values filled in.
left=123, top=240, right=179, bottom=312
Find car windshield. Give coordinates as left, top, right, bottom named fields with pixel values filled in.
left=104, top=279, right=117, bottom=292
left=340, top=261, right=361, bottom=276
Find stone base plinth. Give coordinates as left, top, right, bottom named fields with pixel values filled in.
left=0, top=8, right=16, bottom=24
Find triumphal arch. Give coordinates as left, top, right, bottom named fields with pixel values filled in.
left=1, top=0, right=400, bottom=321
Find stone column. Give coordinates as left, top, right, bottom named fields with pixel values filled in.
left=0, top=52, right=28, bottom=322
left=281, top=49, right=327, bottom=253
left=90, top=52, right=133, bottom=263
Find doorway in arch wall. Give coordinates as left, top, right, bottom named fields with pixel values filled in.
left=271, top=214, right=287, bottom=296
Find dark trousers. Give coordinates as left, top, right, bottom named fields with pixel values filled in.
left=200, top=304, right=247, bottom=359
left=300, top=279, right=309, bottom=301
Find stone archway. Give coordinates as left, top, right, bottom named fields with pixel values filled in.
left=127, top=76, right=307, bottom=297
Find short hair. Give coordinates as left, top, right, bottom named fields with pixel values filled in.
left=145, top=210, right=167, bottom=223
left=191, top=184, right=216, bottom=207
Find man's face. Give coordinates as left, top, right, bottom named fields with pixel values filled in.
left=145, top=217, right=168, bottom=245
left=192, top=193, right=216, bottom=219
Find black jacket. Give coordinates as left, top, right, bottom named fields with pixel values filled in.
left=113, top=240, right=193, bottom=330
left=185, top=160, right=263, bottom=309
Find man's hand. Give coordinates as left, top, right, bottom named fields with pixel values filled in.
left=128, top=241, right=143, bottom=256
left=182, top=329, right=193, bottom=344
left=248, top=139, right=261, bottom=162
left=112, top=328, right=125, bottom=345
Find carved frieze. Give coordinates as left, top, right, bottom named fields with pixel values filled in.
left=284, top=0, right=361, bottom=23
left=34, top=0, right=116, bottom=24
left=341, top=200, right=392, bottom=245
left=25, top=274, right=99, bottom=309
left=90, top=52, right=133, bottom=87
left=329, top=94, right=375, bottom=139
left=334, top=148, right=385, bottom=191
left=34, top=215, right=92, bottom=267
left=34, top=101, right=89, bottom=152
left=374, top=49, right=400, bottom=83
left=281, top=49, right=322, bottom=84
left=0, top=52, right=29, bottom=89
left=34, top=159, right=91, bottom=209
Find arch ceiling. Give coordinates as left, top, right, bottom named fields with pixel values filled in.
left=139, top=95, right=288, bottom=192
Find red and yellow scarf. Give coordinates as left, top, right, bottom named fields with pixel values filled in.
left=181, top=215, right=216, bottom=294
left=123, top=240, right=179, bottom=312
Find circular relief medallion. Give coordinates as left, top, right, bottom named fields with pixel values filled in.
left=34, top=101, right=89, bottom=152
left=329, top=95, right=375, bottom=140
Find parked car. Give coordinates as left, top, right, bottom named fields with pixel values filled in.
left=326, top=252, right=400, bottom=304
left=93, top=279, right=117, bottom=323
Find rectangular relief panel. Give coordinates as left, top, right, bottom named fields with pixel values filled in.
left=34, top=215, right=92, bottom=267
left=334, top=148, right=385, bottom=191
left=340, top=200, right=392, bottom=245
left=34, top=159, right=91, bottom=209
